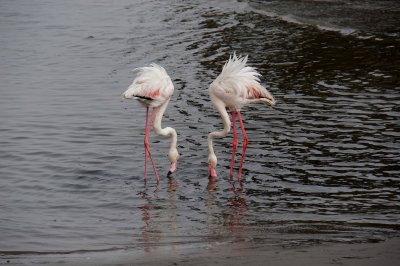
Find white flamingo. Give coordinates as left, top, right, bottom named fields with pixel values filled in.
left=123, top=64, right=179, bottom=182
left=207, top=54, right=275, bottom=181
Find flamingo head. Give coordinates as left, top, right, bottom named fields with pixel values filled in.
left=167, top=148, right=179, bottom=175
left=208, top=153, right=218, bottom=180
left=208, top=164, right=217, bottom=181
left=168, top=162, right=177, bottom=175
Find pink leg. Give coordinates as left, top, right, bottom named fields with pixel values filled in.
left=237, top=111, right=248, bottom=182
left=144, top=107, right=160, bottom=183
left=229, top=111, right=238, bottom=179
left=144, top=106, right=149, bottom=180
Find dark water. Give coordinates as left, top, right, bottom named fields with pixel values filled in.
left=0, top=0, right=399, bottom=259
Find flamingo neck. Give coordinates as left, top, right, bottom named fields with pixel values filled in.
left=207, top=95, right=231, bottom=167
left=152, top=100, right=179, bottom=163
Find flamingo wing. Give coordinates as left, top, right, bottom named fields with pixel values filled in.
left=214, top=54, right=260, bottom=96
left=210, top=53, right=275, bottom=108
left=245, top=83, right=275, bottom=103
left=123, top=64, right=174, bottom=106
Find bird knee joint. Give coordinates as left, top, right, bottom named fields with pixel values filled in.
left=233, top=140, right=238, bottom=147
left=144, top=140, right=149, bottom=147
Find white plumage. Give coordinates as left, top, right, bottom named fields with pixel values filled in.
left=123, top=63, right=178, bottom=182
left=210, top=53, right=275, bottom=110
left=207, top=53, right=275, bottom=181
left=123, top=63, right=174, bottom=108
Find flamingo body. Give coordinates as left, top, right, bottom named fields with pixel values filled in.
left=123, top=64, right=179, bottom=182
left=208, top=54, right=275, bottom=181
left=123, top=64, right=174, bottom=107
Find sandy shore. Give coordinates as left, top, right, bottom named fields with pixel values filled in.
left=3, top=237, right=399, bottom=266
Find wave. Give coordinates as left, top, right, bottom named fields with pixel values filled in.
left=246, top=0, right=400, bottom=38
left=0, top=247, right=122, bottom=256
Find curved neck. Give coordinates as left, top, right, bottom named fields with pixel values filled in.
left=207, top=95, right=231, bottom=166
left=152, top=100, right=178, bottom=156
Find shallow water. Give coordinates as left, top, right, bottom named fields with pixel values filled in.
left=0, top=0, right=399, bottom=258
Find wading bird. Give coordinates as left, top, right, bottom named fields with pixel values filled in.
left=207, top=54, right=275, bottom=181
left=123, top=64, right=179, bottom=182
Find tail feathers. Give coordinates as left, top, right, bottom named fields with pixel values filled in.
left=129, top=94, right=153, bottom=100
left=123, top=82, right=161, bottom=100
left=123, top=82, right=146, bottom=99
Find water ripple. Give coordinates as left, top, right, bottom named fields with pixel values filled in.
left=0, top=0, right=399, bottom=257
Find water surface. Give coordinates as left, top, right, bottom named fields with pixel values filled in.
left=0, top=0, right=399, bottom=259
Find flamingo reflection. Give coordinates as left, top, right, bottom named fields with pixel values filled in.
left=137, top=178, right=178, bottom=253
left=206, top=179, right=248, bottom=244
left=226, top=182, right=247, bottom=238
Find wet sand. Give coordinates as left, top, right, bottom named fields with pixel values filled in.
left=5, top=237, right=399, bottom=265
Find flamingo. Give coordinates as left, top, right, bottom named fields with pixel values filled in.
left=123, top=64, right=179, bottom=182
left=207, top=53, right=275, bottom=181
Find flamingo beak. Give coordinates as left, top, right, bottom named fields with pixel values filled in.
left=168, top=162, right=177, bottom=176
left=208, top=164, right=217, bottom=181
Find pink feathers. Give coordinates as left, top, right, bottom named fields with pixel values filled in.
left=139, top=87, right=161, bottom=99
left=123, top=64, right=179, bottom=182
left=246, top=87, right=261, bottom=99
left=123, top=64, right=174, bottom=107
left=207, top=54, right=276, bottom=181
